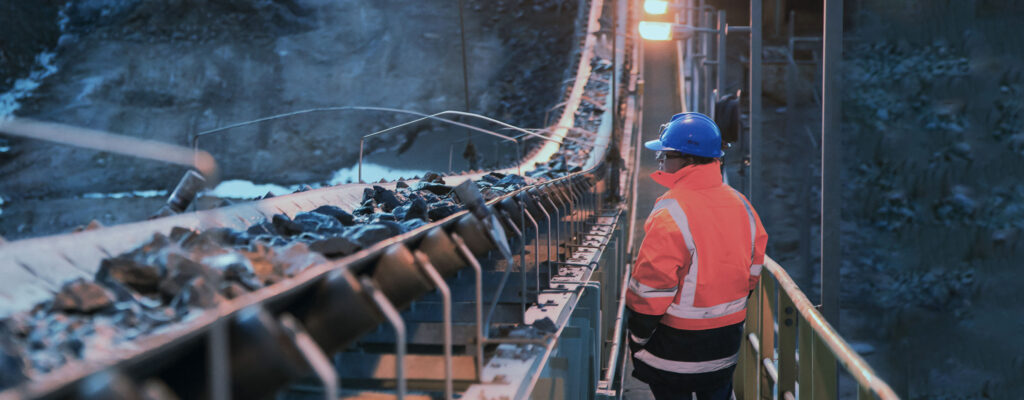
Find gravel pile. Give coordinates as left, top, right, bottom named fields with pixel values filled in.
left=0, top=170, right=540, bottom=389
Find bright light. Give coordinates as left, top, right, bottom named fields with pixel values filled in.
left=638, top=21, right=672, bottom=40
left=644, top=0, right=669, bottom=15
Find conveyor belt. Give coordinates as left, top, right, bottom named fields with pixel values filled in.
left=0, top=0, right=639, bottom=398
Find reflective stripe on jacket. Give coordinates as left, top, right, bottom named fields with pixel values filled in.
left=626, top=161, right=768, bottom=332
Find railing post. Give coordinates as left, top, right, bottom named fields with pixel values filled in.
left=777, top=292, right=798, bottom=398
left=758, top=276, right=776, bottom=400
left=737, top=286, right=759, bottom=399
left=798, top=317, right=813, bottom=398
left=811, top=331, right=838, bottom=399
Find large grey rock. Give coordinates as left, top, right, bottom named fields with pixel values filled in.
left=312, top=205, right=355, bottom=226
left=52, top=278, right=116, bottom=313
left=308, top=237, right=361, bottom=258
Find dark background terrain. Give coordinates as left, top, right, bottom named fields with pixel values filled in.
left=0, top=0, right=580, bottom=239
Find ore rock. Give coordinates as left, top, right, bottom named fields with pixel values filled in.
left=362, top=187, right=375, bottom=203
left=531, top=316, right=558, bottom=333
left=221, top=282, right=250, bottom=299
left=30, top=349, right=65, bottom=374
left=349, top=223, right=402, bottom=248
left=308, top=236, right=362, bottom=257
left=296, top=232, right=325, bottom=242
left=0, top=339, right=28, bottom=391
left=102, top=279, right=161, bottom=308
left=480, top=174, right=500, bottom=184
left=312, top=205, right=355, bottom=226
left=371, top=212, right=397, bottom=222
left=274, top=242, right=328, bottom=276
left=271, top=214, right=304, bottom=236
left=111, top=301, right=144, bottom=328
left=395, top=180, right=410, bottom=189
left=412, top=182, right=453, bottom=196
left=353, top=205, right=374, bottom=216
left=401, top=219, right=427, bottom=231
left=372, top=186, right=402, bottom=212
left=58, top=336, right=84, bottom=359
left=193, top=227, right=237, bottom=246
left=496, top=174, right=526, bottom=188
left=242, top=244, right=282, bottom=282
left=293, top=211, right=343, bottom=234
left=203, top=253, right=262, bottom=291
left=422, top=171, right=446, bottom=184
left=96, top=256, right=163, bottom=293
left=427, top=203, right=462, bottom=221
left=527, top=166, right=550, bottom=178
left=419, top=192, right=442, bottom=204
left=246, top=222, right=275, bottom=236
left=159, top=253, right=221, bottom=300
left=180, top=229, right=234, bottom=255
left=394, top=197, right=428, bottom=221
left=52, top=278, right=115, bottom=313
left=168, top=226, right=198, bottom=243
left=172, top=276, right=221, bottom=310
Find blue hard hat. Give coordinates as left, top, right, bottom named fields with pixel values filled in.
left=644, top=112, right=725, bottom=158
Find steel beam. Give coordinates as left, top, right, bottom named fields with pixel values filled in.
left=748, top=0, right=762, bottom=202
left=821, top=0, right=842, bottom=328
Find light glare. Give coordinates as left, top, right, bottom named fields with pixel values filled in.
left=644, top=0, right=669, bottom=15
left=638, top=21, right=672, bottom=41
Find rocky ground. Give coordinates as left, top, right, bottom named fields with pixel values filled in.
left=0, top=0, right=580, bottom=240
left=754, top=1, right=1024, bottom=398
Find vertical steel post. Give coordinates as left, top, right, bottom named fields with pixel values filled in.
left=611, top=0, right=617, bottom=141
left=778, top=292, right=798, bottom=398
left=821, top=0, right=842, bottom=328
left=774, top=0, right=783, bottom=36
left=759, top=277, right=777, bottom=400
left=694, top=0, right=704, bottom=113
left=207, top=317, right=230, bottom=400
left=748, top=0, right=762, bottom=202
left=703, top=8, right=713, bottom=114
left=717, top=10, right=727, bottom=102
left=358, top=138, right=364, bottom=183
left=798, top=317, right=814, bottom=397
left=456, top=0, right=470, bottom=114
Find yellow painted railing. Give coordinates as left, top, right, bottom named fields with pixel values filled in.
left=734, top=256, right=899, bottom=400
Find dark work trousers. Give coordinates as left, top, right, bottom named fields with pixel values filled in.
left=648, top=380, right=733, bottom=400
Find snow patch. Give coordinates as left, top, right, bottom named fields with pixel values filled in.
left=329, top=163, right=428, bottom=185
left=208, top=180, right=298, bottom=199
left=75, top=76, right=105, bottom=103
left=0, top=51, right=60, bottom=119
left=81, top=190, right=168, bottom=199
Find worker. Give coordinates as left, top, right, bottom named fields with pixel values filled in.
left=626, top=112, right=768, bottom=400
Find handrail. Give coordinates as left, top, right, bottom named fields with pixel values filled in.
left=736, top=255, right=899, bottom=400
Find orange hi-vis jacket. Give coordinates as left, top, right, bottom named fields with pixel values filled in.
left=627, top=161, right=768, bottom=331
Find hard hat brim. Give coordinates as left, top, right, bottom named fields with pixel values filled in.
left=644, top=139, right=674, bottom=152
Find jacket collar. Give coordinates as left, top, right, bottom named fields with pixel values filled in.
left=650, top=161, right=723, bottom=190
